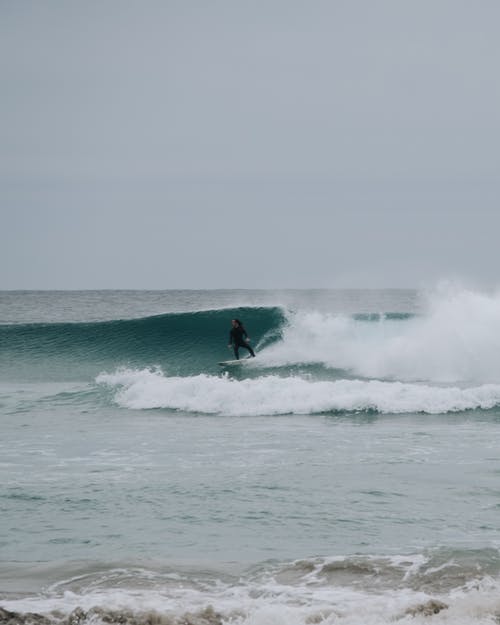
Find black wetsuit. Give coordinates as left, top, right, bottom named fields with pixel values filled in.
left=229, top=325, right=255, bottom=360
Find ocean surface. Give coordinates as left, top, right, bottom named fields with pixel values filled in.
left=2, top=287, right=500, bottom=624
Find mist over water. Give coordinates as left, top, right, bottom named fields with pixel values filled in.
left=262, top=286, right=500, bottom=383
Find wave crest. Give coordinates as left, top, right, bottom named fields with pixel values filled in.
left=260, top=288, right=500, bottom=383
left=96, top=368, right=500, bottom=416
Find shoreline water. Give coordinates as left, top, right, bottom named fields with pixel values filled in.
left=1, top=551, right=500, bottom=624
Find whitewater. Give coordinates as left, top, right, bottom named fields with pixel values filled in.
left=3, top=287, right=500, bottom=624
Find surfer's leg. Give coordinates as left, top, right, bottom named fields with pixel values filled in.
left=233, top=345, right=240, bottom=360
left=240, top=343, right=255, bottom=357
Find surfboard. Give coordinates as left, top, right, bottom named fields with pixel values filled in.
left=218, top=359, right=252, bottom=366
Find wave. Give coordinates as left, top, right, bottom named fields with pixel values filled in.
left=96, top=368, right=500, bottom=416
left=2, top=549, right=500, bottom=624
left=0, top=307, right=285, bottom=380
left=258, top=288, right=500, bottom=383
left=4, top=287, right=500, bottom=386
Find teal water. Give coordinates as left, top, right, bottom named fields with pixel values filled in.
left=2, top=289, right=500, bottom=624
left=0, top=307, right=284, bottom=380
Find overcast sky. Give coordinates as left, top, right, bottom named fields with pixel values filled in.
left=1, top=0, right=499, bottom=289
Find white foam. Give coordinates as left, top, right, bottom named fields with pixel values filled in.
left=4, top=567, right=500, bottom=625
left=96, top=368, right=500, bottom=416
left=261, top=285, right=500, bottom=383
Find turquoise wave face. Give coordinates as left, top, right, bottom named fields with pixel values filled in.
left=0, top=307, right=286, bottom=382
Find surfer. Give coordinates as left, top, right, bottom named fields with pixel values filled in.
left=228, top=319, right=255, bottom=360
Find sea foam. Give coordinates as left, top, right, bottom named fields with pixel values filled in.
left=260, top=286, right=500, bottom=383
left=3, top=554, right=500, bottom=625
left=96, top=368, right=500, bottom=416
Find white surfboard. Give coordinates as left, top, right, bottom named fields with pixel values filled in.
left=218, top=358, right=252, bottom=366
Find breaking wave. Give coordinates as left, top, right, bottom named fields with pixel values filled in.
left=3, top=549, right=500, bottom=625
left=96, top=368, right=500, bottom=416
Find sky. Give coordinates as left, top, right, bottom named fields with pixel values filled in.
left=1, top=0, right=499, bottom=289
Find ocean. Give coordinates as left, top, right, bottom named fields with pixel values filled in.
left=2, top=287, right=500, bottom=625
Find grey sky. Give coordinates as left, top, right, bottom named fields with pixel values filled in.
left=1, top=1, right=499, bottom=289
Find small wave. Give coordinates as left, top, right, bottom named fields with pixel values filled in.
left=96, top=368, right=500, bottom=416
left=3, top=550, right=500, bottom=625
left=352, top=312, right=415, bottom=321
left=0, top=382, right=101, bottom=415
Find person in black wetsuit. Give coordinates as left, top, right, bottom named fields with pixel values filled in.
left=228, top=318, right=256, bottom=360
